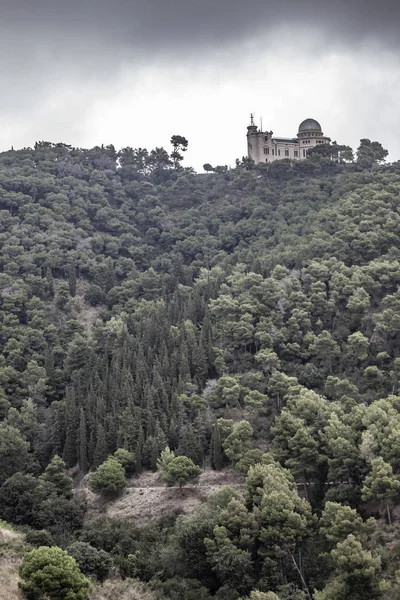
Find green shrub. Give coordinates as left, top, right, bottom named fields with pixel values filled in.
left=25, top=530, right=53, bottom=547
left=19, top=545, right=90, bottom=599
left=89, top=457, right=127, bottom=497
left=67, top=541, right=112, bottom=581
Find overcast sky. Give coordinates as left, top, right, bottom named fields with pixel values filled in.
left=1, top=0, right=400, bottom=169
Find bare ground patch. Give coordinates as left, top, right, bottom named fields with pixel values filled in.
left=0, top=528, right=25, bottom=600
left=82, top=468, right=245, bottom=524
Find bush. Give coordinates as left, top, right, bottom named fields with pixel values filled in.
left=19, top=545, right=90, bottom=599
left=25, top=530, right=53, bottom=547
left=114, top=448, right=135, bottom=475
left=89, top=578, right=157, bottom=600
left=84, top=284, right=105, bottom=306
left=89, top=457, right=127, bottom=497
left=0, top=473, right=39, bottom=526
left=67, top=541, right=112, bottom=581
left=155, top=577, right=212, bottom=600
left=158, top=452, right=202, bottom=490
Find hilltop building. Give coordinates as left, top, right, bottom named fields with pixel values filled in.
left=247, top=116, right=330, bottom=163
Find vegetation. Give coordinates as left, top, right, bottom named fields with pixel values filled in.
left=157, top=450, right=202, bottom=490
left=18, top=546, right=90, bottom=599
left=89, top=457, right=127, bottom=497
left=2, top=136, right=400, bottom=597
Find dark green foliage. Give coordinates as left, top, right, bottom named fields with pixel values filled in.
left=39, top=455, right=72, bottom=497
left=0, top=473, right=38, bottom=525
left=25, top=530, right=53, bottom=547
left=2, top=139, right=400, bottom=597
left=36, top=495, right=86, bottom=542
left=155, top=577, right=212, bottom=599
left=211, top=420, right=224, bottom=470
left=0, top=425, right=31, bottom=484
left=66, top=541, right=112, bottom=581
left=84, top=284, right=105, bottom=306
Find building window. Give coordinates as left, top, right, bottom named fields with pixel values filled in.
left=285, top=149, right=289, bottom=157
left=294, top=150, right=298, bottom=157
left=303, top=149, right=306, bottom=157
left=263, top=147, right=269, bottom=155
left=264, top=136, right=268, bottom=142
left=278, top=150, right=281, bottom=156
left=266, top=159, right=268, bottom=163
left=272, top=150, right=275, bottom=156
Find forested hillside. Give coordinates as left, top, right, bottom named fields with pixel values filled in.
left=2, top=139, right=400, bottom=599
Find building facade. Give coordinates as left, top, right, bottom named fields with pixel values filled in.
left=247, top=117, right=330, bottom=163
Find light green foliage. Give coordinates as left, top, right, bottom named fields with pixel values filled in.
left=346, top=332, right=369, bottom=361
left=158, top=453, right=202, bottom=488
left=89, top=456, right=127, bottom=496
left=114, top=448, right=135, bottom=474
left=314, top=534, right=382, bottom=600
left=156, top=446, right=175, bottom=473
left=236, top=449, right=268, bottom=474
left=319, top=502, right=365, bottom=546
left=361, top=457, right=400, bottom=524
left=245, top=592, right=281, bottom=600
left=245, top=463, right=312, bottom=549
left=222, top=420, right=253, bottom=465
left=19, top=545, right=90, bottom=599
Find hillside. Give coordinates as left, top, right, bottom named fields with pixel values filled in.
left=0, top=524, right=26, bottom=600
left=82, top=468, right=244, bottom=523
left=0, top=523, right=157, bottom=600
left=2, top=142, right=400, bottom=598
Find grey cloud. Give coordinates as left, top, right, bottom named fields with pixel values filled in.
left=1, top=0, right=400, bottom=53
left=1, top=0, right=399, bottom=159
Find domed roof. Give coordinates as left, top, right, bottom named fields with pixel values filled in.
left=298, top=118, right=322, bottom=132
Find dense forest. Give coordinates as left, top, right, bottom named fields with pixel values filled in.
left=2, top=136, right=400, bottom=599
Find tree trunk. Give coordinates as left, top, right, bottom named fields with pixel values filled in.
left=288, top=550, right=312, bottom=600
left=386, top=501, right=392, bottom=526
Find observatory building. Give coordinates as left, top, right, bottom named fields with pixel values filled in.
left=247, top=116, right=330, bottom=163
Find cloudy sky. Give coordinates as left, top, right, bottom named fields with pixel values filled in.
left=1, top=0, right=400, bottom=169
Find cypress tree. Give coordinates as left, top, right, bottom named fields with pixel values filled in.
left=88, top=427, right=95, bottom=467
left=45, top=267, right=55, bottom=299
left=212, top=420, right=223, bottom=470
left=93, top=423, right=108, bottom=467
left=168, top=416, right=180, bottom=450
left=134, top=440, right=142, bottom=473
left=44, top=345, right=55, bottom=379
left=79, top=408, right=89, bottom=472
left=62, top=387, right=78, bottom=467
left=179, top=425, right=203, bottom=466
left=68, top=263, right=77, bottom=297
